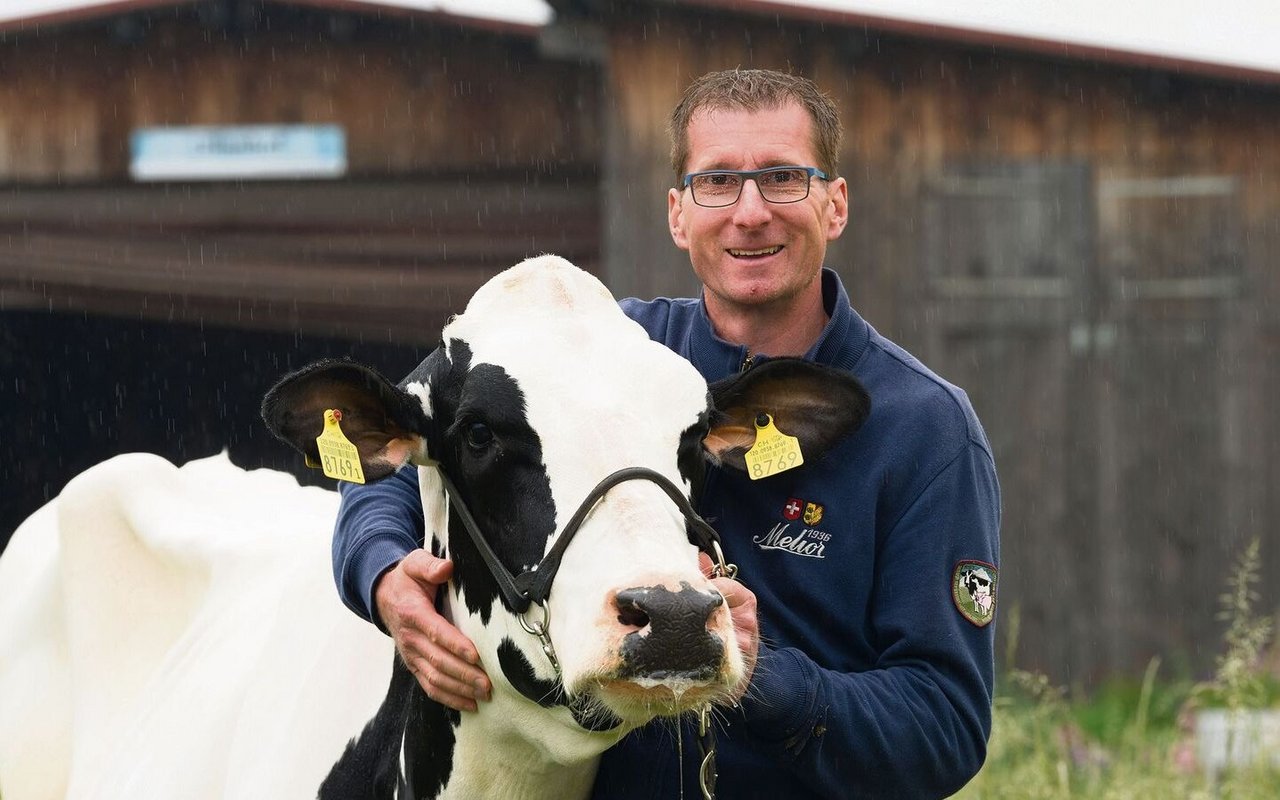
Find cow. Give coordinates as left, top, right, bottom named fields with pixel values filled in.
left=0, top=255, right=870, bottom=799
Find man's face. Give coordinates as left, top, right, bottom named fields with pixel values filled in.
left=668, top=102, right=848, bottom=316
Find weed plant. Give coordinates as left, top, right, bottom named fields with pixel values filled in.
left=956, top=538, right=1279, bottom=799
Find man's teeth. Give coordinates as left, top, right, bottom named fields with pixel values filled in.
left=728, top=246, right=782, bottom=257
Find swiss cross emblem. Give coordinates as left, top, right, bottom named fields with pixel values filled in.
left=782, top=498, right=803, bottom=520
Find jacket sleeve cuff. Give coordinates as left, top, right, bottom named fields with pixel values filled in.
left=344, top=531, right=415, bottom=634
left=739, top=646, right=821, bottom=752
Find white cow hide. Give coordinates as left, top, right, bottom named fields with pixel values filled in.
left=0, top=452, right=391, bottom=800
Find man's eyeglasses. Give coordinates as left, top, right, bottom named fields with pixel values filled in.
left=682, top=166, right=829, bottom=208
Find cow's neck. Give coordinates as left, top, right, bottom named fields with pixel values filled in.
left=437, top=692, right=610, bottom=800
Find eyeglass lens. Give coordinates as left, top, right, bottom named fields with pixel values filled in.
left=690, top=168, right=812, bottom=207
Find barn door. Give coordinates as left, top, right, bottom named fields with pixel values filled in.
left=1092, top=176, right=1245, bottom=675
left=920, top=162, right=1095, bottom=681
left=922, top=165, right=1246, bottom=682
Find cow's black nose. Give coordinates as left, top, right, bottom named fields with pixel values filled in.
left=615, top=583, right=725, bottom=680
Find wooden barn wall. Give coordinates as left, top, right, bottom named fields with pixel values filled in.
left=0, top=9, right=600, bottom=181
left=0, top=7, right=603, bottom=337
left=0, top=175, right=601, bottom=342
left=597, top=4, right=1280, bottom=685
left=0, top=9, right=604, bottom=549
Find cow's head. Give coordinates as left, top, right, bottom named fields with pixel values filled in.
left=263, top=256, right=869, bottom=739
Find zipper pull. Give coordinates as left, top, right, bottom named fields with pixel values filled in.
left=740, top=349, right=754, bottom=372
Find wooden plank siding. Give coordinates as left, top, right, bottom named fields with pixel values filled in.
left=0, top=176, right=600, bottom=342
left=0, top=6, right=603, bottom=341
left=592, top=2, right=1280, bottom=683
left=0, top=6, right=604, bottom=546
left=0, top=8, right=600, bottom=181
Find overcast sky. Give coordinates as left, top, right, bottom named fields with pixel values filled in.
left=1, top=0, right=1276, bottom=74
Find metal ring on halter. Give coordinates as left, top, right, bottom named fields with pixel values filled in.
left=518, top=600, right=562, bottom=678
left=710, top=540, right=738, bottom=581
left=518, top=599, right=549, bottom=637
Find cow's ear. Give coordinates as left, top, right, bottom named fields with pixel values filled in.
left=704, top=358, right=871, bottom=471
left=262, top=357, right=436, bottom=482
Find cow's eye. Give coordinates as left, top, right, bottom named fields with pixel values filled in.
left=464, top=422, right=494, bottom=449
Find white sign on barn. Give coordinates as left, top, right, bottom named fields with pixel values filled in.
left=129, top=125, right=347, bottom=182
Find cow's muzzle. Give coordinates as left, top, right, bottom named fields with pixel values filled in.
left=615, top=582, right=725, bottom=681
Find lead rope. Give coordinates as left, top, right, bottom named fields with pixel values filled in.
left=693, top=542, right=738, bottom=800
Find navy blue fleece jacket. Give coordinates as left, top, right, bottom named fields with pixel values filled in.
left=333, top=269, right=1001, bottom=798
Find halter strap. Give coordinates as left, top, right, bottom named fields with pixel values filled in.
left=433, top=466, right=724, bottom=614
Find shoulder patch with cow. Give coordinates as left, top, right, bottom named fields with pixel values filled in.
left=0, top=255, right=870, bottom=800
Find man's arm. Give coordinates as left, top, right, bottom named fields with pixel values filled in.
left=735, top=441, right=1000, bottom=797
left=335, top=471, right=491, bottom=710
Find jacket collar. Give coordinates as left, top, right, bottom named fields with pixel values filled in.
left=687, top=269, right=870, bottom=383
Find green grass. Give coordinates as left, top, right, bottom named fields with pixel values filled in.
left=957, top=664, right=1280, bottom=799
left=957, top=538, right=1280, bottom=799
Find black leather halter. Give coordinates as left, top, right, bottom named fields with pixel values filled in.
left=433, top=466, right=726, bottom=615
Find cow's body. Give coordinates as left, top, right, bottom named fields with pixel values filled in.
left=0, top=452, right=393, bottom=800
left=0, top=256, right=869, bottom=800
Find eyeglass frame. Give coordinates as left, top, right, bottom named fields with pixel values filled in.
left=680, top=166, right=830, bottom=208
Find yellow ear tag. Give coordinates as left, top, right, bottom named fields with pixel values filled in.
left=743, top=413, right=804, bottom=481
left=315, top=409, right=365, bottom=484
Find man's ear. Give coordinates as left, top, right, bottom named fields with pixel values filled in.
left=704, top=358, right=871, bottom=472
left=261, top=356, right=437, bottom=482
left=668, top=187, right=691, bottom=251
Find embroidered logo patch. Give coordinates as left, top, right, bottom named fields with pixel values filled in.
left=783, top=498, right=803, bottom=521
left=952, top=561, right=998, bottom=627
left=803, top=501, right=825, bottom=526
left=760, top=497, right=832, bottom=560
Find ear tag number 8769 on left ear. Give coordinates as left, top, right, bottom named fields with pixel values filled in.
left=744, top=413, right=803, bottom=480
left=316, top=409, right=365, bottom=484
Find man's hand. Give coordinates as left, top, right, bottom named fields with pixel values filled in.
left=375, top=550, right=492, bottom=712
left=700, top=552, right=759, bottom=702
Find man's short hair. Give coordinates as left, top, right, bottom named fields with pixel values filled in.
left=668, top=68, right=843, bottom=182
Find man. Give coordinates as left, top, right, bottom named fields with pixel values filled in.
left=334, top=69, right=1000, bottom=798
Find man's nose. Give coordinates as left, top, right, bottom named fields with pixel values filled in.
left=732, top=178, right=772, bottom=227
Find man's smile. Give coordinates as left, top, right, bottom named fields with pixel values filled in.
left=727, top=245, right=783, bottom=259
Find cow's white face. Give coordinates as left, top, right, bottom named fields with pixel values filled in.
left=411, top=258, right=740, bottom=728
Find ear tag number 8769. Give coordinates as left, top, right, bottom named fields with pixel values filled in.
left=743, top=413, right=804, bottom=480
left=316, top=409, right=366, bottom=484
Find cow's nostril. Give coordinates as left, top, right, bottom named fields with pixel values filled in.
left=614, top=590, right=652, bottom=629
left=617, top=604, right=650, bottom=629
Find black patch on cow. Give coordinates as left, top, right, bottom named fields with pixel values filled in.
left=677, top=407, right=713, bottom=558
left=677, top=407, right=711, bottom=503
left=319, top=657, right=462, bottom=800
left=401, top=669, right=463, bottom=800
left=497, top=637, right=623, bottom=733
left=318, top=657, right=429, bottom=799
left=498, top=636, right=561, bottom=707
left=430, top=347, right=557, bottom=624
